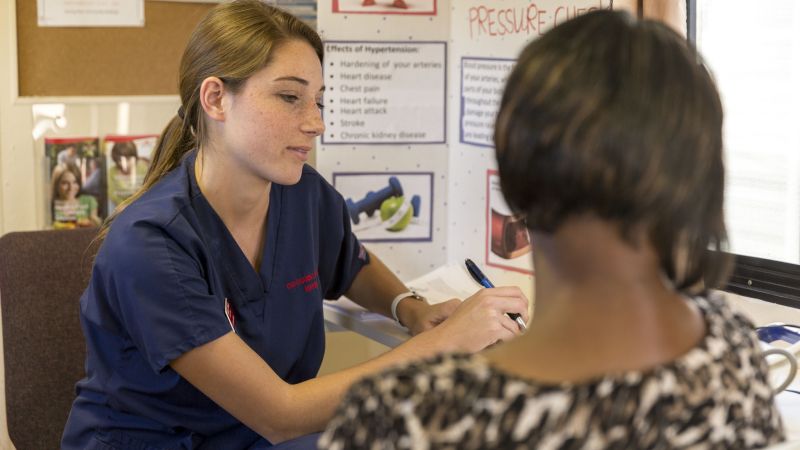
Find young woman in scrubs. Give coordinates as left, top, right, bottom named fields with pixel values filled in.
left=61, top=1, right=529, bottom=448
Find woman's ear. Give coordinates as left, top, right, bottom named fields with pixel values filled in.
left=199, top=77, right=227, bottom=122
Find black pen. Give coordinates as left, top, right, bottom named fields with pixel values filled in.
left=464, top=258, right=527, bottom=330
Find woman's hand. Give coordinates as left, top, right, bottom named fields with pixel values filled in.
left=417, top=287, right=530, bottom=353
left=398, top=298, right=462, bottom=336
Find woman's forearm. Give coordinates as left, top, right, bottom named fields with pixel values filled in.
left=172, top=328, right=452, bottom=443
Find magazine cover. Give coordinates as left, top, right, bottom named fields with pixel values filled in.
left=104, top=134, right=158, bottom=212
left=45, top=137, right=105, bottom=229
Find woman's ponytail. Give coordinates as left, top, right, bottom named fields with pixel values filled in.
left=97, top=113, right=195, bottom=240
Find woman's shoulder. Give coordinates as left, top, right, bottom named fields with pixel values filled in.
left=113, top=165, right=194, bottom=229
left=377, top=352, right=491, bottom=380
left=323, top=293, right=784, bottom=449
left=341, top=353, right=503, bottom=407
left=321, top=354, right=548, bottom=449
left=102, top=165, right=201, bottom=257
left=690, top=291, right=762, bottom=355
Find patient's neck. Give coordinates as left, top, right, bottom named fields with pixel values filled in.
left=532, top=216, right=673, bottom=317
left=486, top=216, right=705, bottom=383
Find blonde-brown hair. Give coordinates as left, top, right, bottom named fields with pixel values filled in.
left=99, top=0, right=323, bottom=239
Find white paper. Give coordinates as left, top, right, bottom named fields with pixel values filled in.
left=38, top=0, right=144, bottom=27
left=406, top=264, right=482, bottom=303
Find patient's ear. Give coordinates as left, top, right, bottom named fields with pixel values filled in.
left=199, top=76, right=227, bottom=122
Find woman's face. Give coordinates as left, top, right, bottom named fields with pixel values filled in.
left=216, top=39, right=325, bottom=186
left=58, top=170, right=80, bottom=200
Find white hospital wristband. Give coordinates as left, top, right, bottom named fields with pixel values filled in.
left=390, top=291, right=425, bottom=327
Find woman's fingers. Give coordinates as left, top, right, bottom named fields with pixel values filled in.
left=499, top=312, right=524, bottom=337
left=466, top=287, right=529, bottom=323
left=496, top=318, right=519, bottom=342
left=419, top=298, right=462, bottom=329
left=489, top=286, right=530, bottom=320
left=433, top=288, right=528, bottom=351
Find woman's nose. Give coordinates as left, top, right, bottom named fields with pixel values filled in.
left=301, top=103, right=325, bottom=137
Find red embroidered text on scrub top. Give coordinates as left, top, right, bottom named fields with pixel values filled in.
left=286, top=270, right=319, bottom=293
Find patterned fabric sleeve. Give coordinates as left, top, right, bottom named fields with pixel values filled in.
left=319, top=295, right=787, bottom=449
left=704, top=293, right=786, bottom=439
left=321, top=354, right=503, bottom=450
left=319, top=372, right=414, bottom=450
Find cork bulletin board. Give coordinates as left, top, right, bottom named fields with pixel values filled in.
left=16, top=1, right=215, bottom=97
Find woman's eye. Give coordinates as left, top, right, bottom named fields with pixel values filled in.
left=316, top=101, right=325, bottom=110
left=279, top=94, right=299, bottom=103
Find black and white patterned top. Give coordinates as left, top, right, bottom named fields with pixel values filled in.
left=320, top=294, right=785, bottom=449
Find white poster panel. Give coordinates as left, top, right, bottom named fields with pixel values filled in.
left=485, top=170, right=533, bottom=274
left=37, top=0, right=144, bottom=27
left=323, top=41, right=446, bottom=145
left=333, top=172, right=434, bottom=242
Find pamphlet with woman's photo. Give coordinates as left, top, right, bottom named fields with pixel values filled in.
left=45, top=137, right=105, bottom=229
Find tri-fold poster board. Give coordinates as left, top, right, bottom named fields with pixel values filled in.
left=317, top=0, right=608, bottom=283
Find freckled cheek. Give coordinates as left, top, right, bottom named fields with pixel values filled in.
left=252, top=122, right=278, bottom=145
left=245, top=125, right=285, bottom=162
left=241, top=115, right=272, bottom=145
left=237, top=104, right=285, bottom=151
left=246, top=110, right=269, bottom=128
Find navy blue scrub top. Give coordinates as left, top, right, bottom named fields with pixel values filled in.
left=62, top=151, right=369, bottom=450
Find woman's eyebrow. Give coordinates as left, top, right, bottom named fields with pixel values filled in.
left=273, top=76, right=308, bottom=85
left=273, top=76, right=325, bottom=92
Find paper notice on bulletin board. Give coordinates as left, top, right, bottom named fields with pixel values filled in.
left=38, top=0, right=144, bottom=27
left=322, top=41, right=446, bottom=145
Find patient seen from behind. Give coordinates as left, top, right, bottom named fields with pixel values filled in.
left=320, top=10, right=784, bottom=449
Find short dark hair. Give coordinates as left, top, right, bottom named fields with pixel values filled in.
left=494, top=10, right=729, bottom=292
left=110, top=141, right=137, bottom=167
